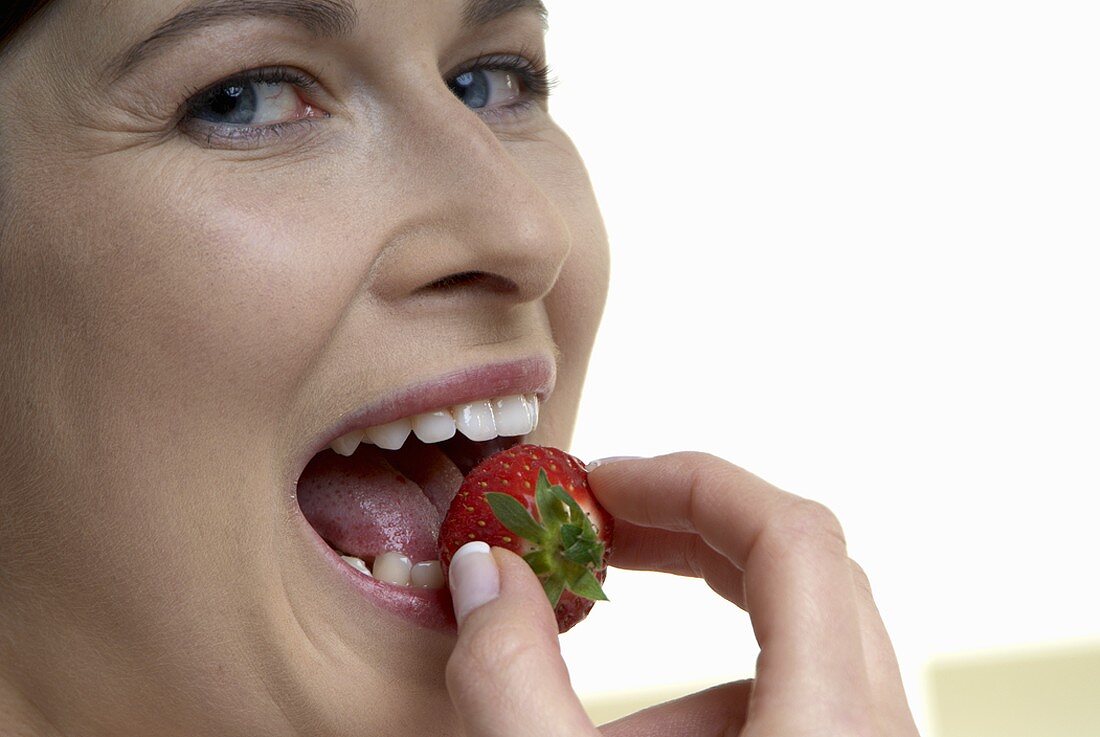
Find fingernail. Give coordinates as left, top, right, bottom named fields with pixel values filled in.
left=448, top=541, right=500, bottom=626
left=586, top=456, right=643, bottom=472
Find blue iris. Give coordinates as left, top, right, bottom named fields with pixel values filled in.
left=449, top=70, right=491, bottom=109
left=195, top=83, right=258, bottom=125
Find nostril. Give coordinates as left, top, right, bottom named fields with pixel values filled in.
left=426, top=271, right=484, bottom=290
left=419, top=271, right=517, bottom=295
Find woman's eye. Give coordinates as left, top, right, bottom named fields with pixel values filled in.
left=447, top=68, right=524, bottom=110
left=187, top=77, right=317, bottom=127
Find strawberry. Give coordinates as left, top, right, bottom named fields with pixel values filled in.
left=438, top=444, right=614, bottom=632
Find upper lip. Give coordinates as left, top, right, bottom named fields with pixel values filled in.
left=292, top=355, right=556, bottom=474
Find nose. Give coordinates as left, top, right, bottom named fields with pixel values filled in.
left=364, top=92, right=573, bottom=306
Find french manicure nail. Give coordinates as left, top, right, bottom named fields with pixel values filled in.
left=586, top=456, right=643, bottom=472
left=448, top=541, right=500, bottom=626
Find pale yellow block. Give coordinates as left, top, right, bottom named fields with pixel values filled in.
left=927, top=640, right=1100, bottom=737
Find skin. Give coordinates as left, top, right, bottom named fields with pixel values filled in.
left=0, top=2, right=918, bottom=736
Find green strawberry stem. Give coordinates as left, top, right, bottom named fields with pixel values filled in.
left=484, top=469, right=609, bottom=608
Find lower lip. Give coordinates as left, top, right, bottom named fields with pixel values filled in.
left=297, top=511, right=457, bottom=632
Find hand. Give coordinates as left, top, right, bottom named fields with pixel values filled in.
left=444, top=452, right=920, bottom=736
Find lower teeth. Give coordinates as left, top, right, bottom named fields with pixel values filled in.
left=340, top=551, right=445, bottom=590
left=410, top=560, right=445, bottom=589
left=373, top=551, right=412, bottom=585
left=340, top=555, right=373, bottom=577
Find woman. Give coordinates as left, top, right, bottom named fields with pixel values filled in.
left=0, top=2, right=919, bottom=735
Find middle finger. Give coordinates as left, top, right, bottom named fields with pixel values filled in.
left=589, top=453, right=877, bottom=735
left=608, top=520, right=747, bottom=607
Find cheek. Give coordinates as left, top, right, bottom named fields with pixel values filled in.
left=509, top=131, right=610, bottom=441
left=524, top=135, right=611, bottom=349
left=10, top=152, right=374, bottom=430
left=549, top=216, right=610, bottom=346
left=112, top=207, right=343, bottom=396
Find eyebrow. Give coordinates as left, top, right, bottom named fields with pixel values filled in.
left=462, top=0, right=548, bottom=29
left=107, top=0, right=549, bottom=82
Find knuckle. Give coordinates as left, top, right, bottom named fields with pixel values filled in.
left=686, top=534, right=710, bottom=578
left=771, top=498, right=848, bottom=554
left=669, top=450, right=721, bottom=467
left=674, top=451, right=751, bottom=481
left=674, top=451, right=752, bottom=519
left=849, top=558, right=874, bottom=597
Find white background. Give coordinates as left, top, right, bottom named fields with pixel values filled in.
left=545, top=2, right=1100, bottom=732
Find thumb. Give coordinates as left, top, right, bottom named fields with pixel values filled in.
left=445, top=542, right=599, bottom=737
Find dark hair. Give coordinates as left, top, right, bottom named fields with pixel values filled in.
left=1, top=0, right=54, bottom=51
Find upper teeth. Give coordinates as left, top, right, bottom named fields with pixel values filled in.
left=329, top=393, right=539, bottom=456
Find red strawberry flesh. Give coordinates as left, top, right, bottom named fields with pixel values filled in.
left=438, top=444, right=614, bottom=632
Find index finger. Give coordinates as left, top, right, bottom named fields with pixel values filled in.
left=588, top=453, right=878, bottom=735
left=589, top=452, right=798, bottom=559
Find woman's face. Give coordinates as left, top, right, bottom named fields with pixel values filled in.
left=0, top=0, right=608, bottom=733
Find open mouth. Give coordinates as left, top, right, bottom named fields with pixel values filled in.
left=294, top=391, right=539, bottom=620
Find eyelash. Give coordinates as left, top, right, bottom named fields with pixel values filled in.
left=179, top=53, right=555, bottom=146
left=453, top=51, right=556, bottom=106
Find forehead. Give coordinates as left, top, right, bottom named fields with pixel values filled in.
left=78, top=0, right=547, bottom=39
left=48, top=0, right=546, bottom=80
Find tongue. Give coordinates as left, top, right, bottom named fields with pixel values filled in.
left=296, top=442, right=464, bottom=564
